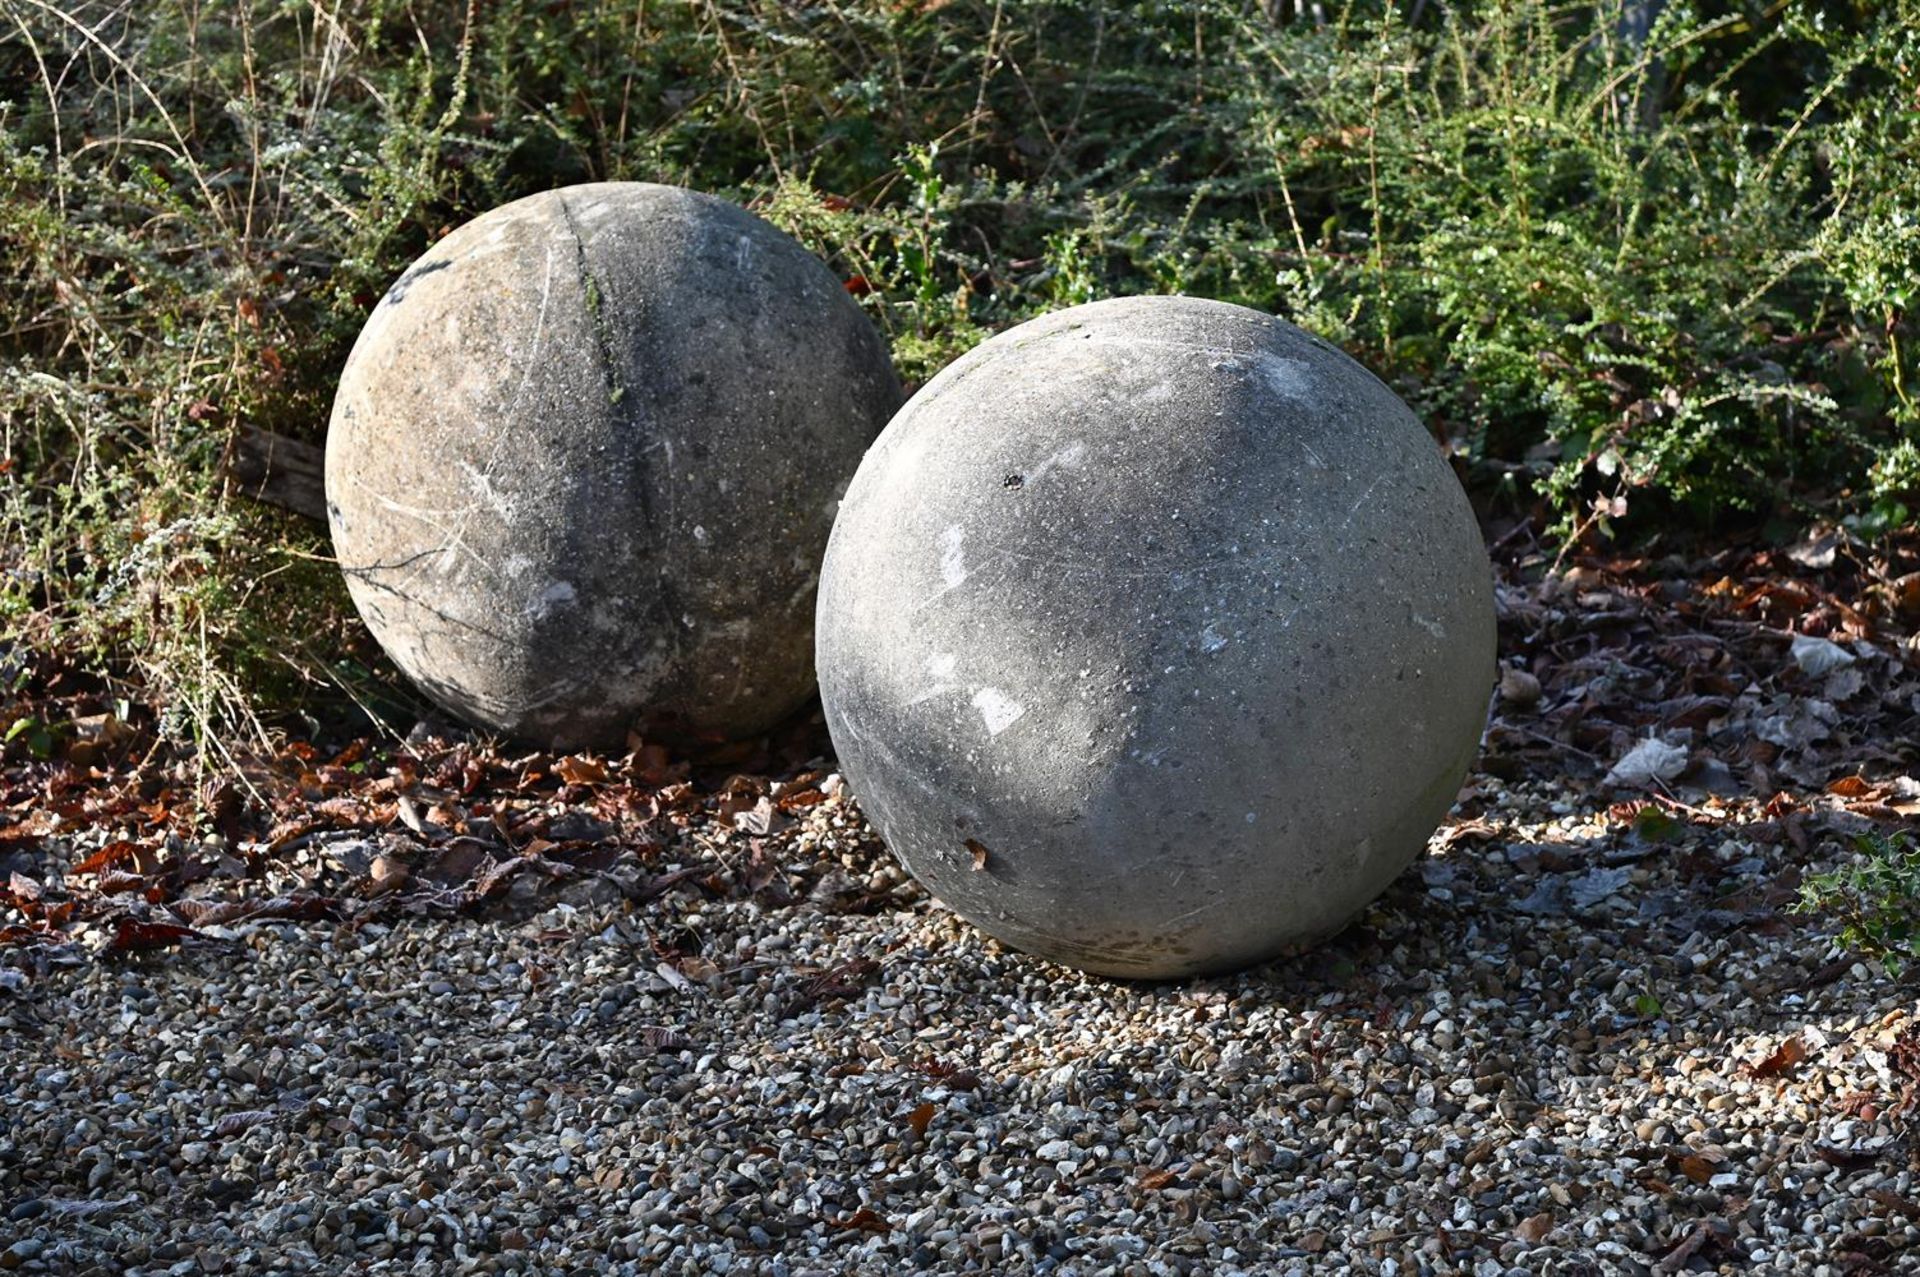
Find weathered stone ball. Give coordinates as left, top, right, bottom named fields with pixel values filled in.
left=327, top=183, right=901, bottom=749
left=816, top=296, right=1493, bottom=978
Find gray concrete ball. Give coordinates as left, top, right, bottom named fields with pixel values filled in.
left=326, top=182, right=901, bottom=750
left=816, top=296, right=1493, bottom=978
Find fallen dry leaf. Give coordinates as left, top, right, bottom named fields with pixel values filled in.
left=1654, top=1219, right=1715, bottom=1273
left=1433, top=818, right=1500, bottom=850
left=107, top=919, right=198, bottom=952
left=1678, top=1155, right=1716, bottom=1184
left=554, top=755, right=609, bottom=786
left=209, top=1109, right=280, bottom=1139
left=95, top=871, right=147, bottom=896
left=1867, top=1188, right=1920, bottom=1217
left=833, top=1208, right=890, bottom=1234
left=639, top=1025, right=684, bottom=1052
left=1499, top=666, right=1543, bottom=708
left=71, top=840, right=140, bottom=875
left=1606, top=737, right=1689, bottom=787
left=676, top=955, right=720, bottom=983
left=1746, top=1034, right=1807, bottom=1079
left=1790, top=634, right=1855, bottom=677
left=368, top=854, right=410, bottom=894
left=733, top=797, right=790, bottom=837
left=1813, top=1142, right=1882, bottom=1169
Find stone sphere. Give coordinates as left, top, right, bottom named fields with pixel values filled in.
left=816, top=296, right=1492, bottom=978
left=326, top=182, right=901, bottom=749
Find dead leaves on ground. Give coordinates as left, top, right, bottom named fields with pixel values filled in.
left=5, top=525, right=1917, bottom=962
left=0, top=707, right=884, bottom=957
left=1486, top=529, right=1920, bottom=796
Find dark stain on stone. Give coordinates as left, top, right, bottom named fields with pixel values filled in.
left=381, top=258, right=450, bottom=307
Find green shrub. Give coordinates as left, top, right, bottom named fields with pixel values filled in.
left=1794, top=831, right=1920, bottom=975
left=2, top=0, right=1916, bottom=743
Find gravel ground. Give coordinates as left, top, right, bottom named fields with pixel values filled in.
left=4, top=772, right=1919, bottom=1277
left=8, top=555, right=1920, bottom=1274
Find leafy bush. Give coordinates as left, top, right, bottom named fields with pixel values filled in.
left=1794, top=831, right=1920, bottom=975
left=2, top=0, right=1916, bottom=741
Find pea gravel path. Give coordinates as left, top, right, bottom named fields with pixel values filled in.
left=8, top=553, right=1920, bottom=1275
left=4, top=772, right=1918, bottom=1277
